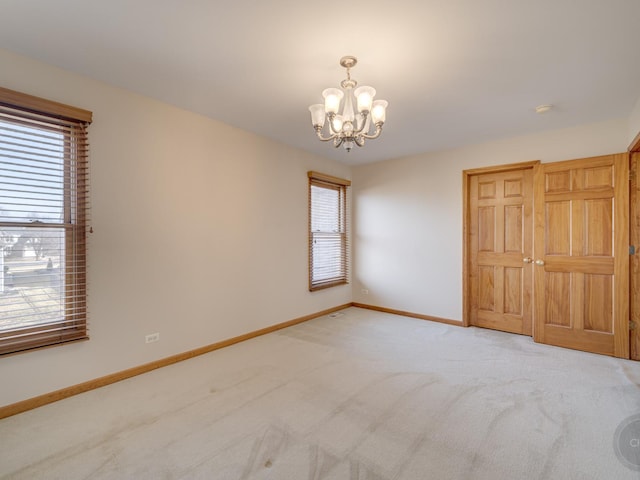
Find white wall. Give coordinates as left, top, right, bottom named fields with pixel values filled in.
left=352, top=119, right=629, bottom=321
left=629, top=95, right=640, bottom=148
left=0, top=49, right=350, bottom=407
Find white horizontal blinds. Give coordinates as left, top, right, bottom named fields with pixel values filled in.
left=0, top=89, right=91, bottom=355
left=308, top=172, right=350, bottom=291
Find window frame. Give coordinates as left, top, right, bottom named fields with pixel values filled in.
left=308, top=171, right=351, bottom=291
left=0, top=87, right=92, bottom=356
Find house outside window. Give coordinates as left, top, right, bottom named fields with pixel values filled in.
left=308, top=171, right=350, bottom=291
left=0, top=87, right=91, bottom=355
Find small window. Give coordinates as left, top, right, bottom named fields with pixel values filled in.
left=308, top=171, right=350, bottom=291
left=0, top=87, right=92, bottom=355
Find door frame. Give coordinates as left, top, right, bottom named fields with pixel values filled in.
left=462, top=160, right=540, bottom=327
left=630, top=133, right=640, bottom=359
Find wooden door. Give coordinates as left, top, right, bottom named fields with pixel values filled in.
left=533, top=154, right=629, bottom=358
left=469, top=167, right=534, bottom=335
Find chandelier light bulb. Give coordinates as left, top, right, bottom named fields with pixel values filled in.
left=332, top=115, right=344, bottom=133
left=354, top=86, right=375, bottom=113
left=322, top=88, right=343, bottom=114
left=371, top=100, right=388, bottom=124
left=309, top=56, right=388, bottom=152
left=309, top=104, right=326, bottom=128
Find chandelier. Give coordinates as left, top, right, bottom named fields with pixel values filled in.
left=308, top=56, right=388, bottom=152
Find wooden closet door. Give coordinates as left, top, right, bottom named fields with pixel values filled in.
left=469, top=168, right=534, bottom=335
left=533, top=154, right=629, bottom=358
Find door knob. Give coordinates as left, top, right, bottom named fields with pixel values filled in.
left=535, top=259, right=545, bottom=266
left=523, top=257, right=532, bottom=264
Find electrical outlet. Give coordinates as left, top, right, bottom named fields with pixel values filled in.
left=145, top=332, right=160, bottom=343
left=361, top=289, right=369, bottom=295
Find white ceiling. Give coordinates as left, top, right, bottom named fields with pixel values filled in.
left=1, top=0, right=640, bottom=165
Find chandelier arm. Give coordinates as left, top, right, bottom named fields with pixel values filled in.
left=354, top=136, right=365, bottom=147
left=314, top=126, right=339, bottom=142
left=353, top=112, right=370, bottom=135
left=360, top=123, right=383, bottom=140
left=326, top=113, right=339, bottom=135
left=333, top=137, right=344, bottom=148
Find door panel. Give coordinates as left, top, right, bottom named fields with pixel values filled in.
left=545, top=272, right=571, bottom=326
left=533, top=154, right=629, bottom=358
left=469, top=168, right=533, bottom=335
left=545, top=201, right=571, bottom=254
left=584, top=274, right=612, bottom=333
left=504, top=267, right=522, bottom=315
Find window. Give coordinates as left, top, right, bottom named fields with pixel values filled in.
left=308, top=171, right=350, bottom=291
left=0, top=87, right=92, bottom=355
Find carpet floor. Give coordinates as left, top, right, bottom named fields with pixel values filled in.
left=1, top=307, right=639, bottom=479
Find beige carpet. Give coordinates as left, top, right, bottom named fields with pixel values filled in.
left=1, top=307, right=639, bottom=479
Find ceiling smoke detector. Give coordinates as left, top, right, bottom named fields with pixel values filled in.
left=535, top=104, right=553, bottom=114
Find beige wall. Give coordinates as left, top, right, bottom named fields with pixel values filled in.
left=0, top=46, right=635, bottom=409
left=0, top=49, right=351, bottom=406
left=352, top=118, right=629, bottom=320
left=629, top=95, right=640, bottom=148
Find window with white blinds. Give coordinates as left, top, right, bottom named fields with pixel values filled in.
left=308, top=171, right=350, bottom=291
left=0, top=87, right=92, bottom=355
